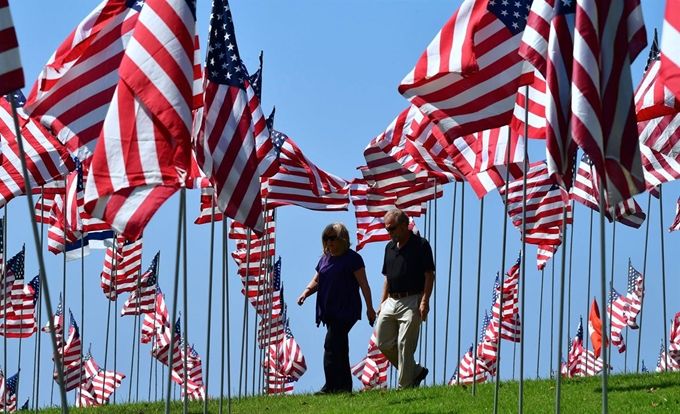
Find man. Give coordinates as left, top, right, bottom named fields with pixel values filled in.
left=375, top=209, right=435, bottom=389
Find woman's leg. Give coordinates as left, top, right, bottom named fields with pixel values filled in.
left=323, top=317, right=356, bottom=392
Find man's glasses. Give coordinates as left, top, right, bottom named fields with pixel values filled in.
left=323, top=235, right=338, bottom=242
left=385, top=225, right=398, bottom=232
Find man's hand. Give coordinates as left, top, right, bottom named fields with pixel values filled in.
left=420, top=301, right=430, bottom=321
left=367, top=307, right=377, bottom=327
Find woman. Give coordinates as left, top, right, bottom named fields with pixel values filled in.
left=297, top=222, right=376, bottom=394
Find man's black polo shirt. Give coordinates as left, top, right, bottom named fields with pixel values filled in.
left=382, top=232, right=435, bottom=294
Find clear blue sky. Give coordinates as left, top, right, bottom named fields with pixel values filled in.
left=5, top=0, right=674, bottom=407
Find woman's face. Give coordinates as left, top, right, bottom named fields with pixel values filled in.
left=323, top=232, right=342, bottom=256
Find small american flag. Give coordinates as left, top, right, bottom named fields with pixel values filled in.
left=2, top=370, right=18, bottom=412
left=0, top=247, right=22, bottom=318
left=0, top=0, right=23, bottom=96
left=656, top=340, right=680, bottom=372
left=120, top=251, right=159, bottom=316
left=641, top=359, right=649, bottom=373
left=56, top=310, right=81, bottom=368
left=41, top=292, right=63, bottom=341
left=625, top=260, right=643, bottom=329
left=141, top=288, right=169, bottom=344
left=606, top=287, right=628, bottom=354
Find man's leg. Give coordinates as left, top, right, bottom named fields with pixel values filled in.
left=375, top=298, right=399, bottom=368
left=395, top=295, right=423, bottom=389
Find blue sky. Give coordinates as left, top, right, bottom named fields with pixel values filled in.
left=5, top=0, right=675, bottom=407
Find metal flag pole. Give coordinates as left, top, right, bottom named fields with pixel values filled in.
left=134, top=246, right=145, bottom=402
left=596, top=180, right=609, bottom=414
left=78, top=230, right=86, bottom=404
left=454, top=184, right=465, bottom=385
left=165, top=188, right=186, bottom=414
left=471, top=197, right=484, bottom=397
left=182, top=194, right=189, bottom=414
left=492, top=127, right=515, bottom=413
left=128, top=300, right=138, bottom=402
left=238, top=230, right=252, bottom=400
left=583, top=209, right=594, bottom=377
left=635, top=193, right=652, bottom=372
left=148, top=282, right=158, bottom=402
left=549, top=251, right=555, bottom=378
left=536, top=269, right=545, bottom=379
left=606, top=221, right=617, bottom=369
left=203, top=191, right=217, bottom=414
left=419, top=206, right=428, bottom=364
left=658, top=187, right=670, bottom=371
left=33, top=199, right=44, bottom=412
left=432, top=179, right=438, bottom=385
left=424, top=198, right=432, bottom=372
left=554, top=207, right=569, bottom=413
left=517, top=115, right=529, bottom=414
left=2, top=209, right=7, bottom=414
left=225, top=218, right=233, bottom=414
left=565, top=204, right=575, bottom=352
left=442, top=182, right=457, bottom=383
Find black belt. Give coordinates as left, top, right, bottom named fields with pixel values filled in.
left=389, top=291, right=422, bottom=300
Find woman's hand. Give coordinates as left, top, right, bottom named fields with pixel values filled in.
left=297, top=293, right=306, bottom=306
left=367, top=307, right=377, bottom=327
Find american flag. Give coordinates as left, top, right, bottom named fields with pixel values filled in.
left=570, top=0, right=646, bottom=206
left=0, top=91, right=75, bottom=208
left=656, top=340, right=680, bottom=372
left=180, top=344, right=205, bottom=401
left=56, top=311, right=82, bottom=368
left=0, top=247, right=21, bottom=318
left=0, top=0, right=23, bottom=96
left=536, top=244, right=558, bottom=271
left=350, top=330, right=389, bottom=390
left=571, top=153, right=646, bottom=229
left=638, top=114, right=680, bottom=192
left=669, top=312, right=680, bottom=363
left=472, top=126, right=526, bottom=186
left=0, top=370, right=18, bottom=412
left=568, top=319, right=603, bottom=377
left=101, top=235, right=143, bottom=299
left=634, top=29, right=680, bottom=121
left=625, top=260, right=643, bottom=329
left=258, top=313, right=285, bottom=349
left=193, top=180, right=224, bottom=225
left=671, top=197, right=680, bottom=232
left=84, top=0, right=198, bottom=241
left=606, top=288, right=628, bottom=354
left=19, top=398, right=27, bottom=411
left=151, top=316, right=185, bottom=386
left=641, top=359, right=649, bottom=373
left=1, top=268, right=39, bottom=338
left=477, top=310, right=498, bottom=376
left=193, top=0, right=265, bottom=235
left=349, top=180, right=391, bottom=251
left=510, top=69, right=547, bottom=139
left=91, top=369, right=125, bottom=404
left=120, top=251, right=158, bottom=316
left=660, top=0, right=680, bottom=101
left=141, top=288, right=168, bottom=344
left=279, top=322, right=307, bottom=381
left=23, top=0, right=145, bottom=164
left=499, top=161, right=571, bottom=240
left=587, top=298, right=606, bottom=359
left=399, top=0, right=533, bottom=139
left=457, top=345, right=487, bottom=384
left=33, top=179, right=67, bottom=224
left=41, top=293, right=64, bottom=344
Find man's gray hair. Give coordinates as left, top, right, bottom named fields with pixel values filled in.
left=385, top=209, right=409, bottom=225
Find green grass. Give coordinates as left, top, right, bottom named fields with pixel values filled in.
left=38, top=371, right=680, bottom=413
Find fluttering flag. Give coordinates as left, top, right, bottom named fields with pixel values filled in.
left=588, top=297, right=607, bottom=359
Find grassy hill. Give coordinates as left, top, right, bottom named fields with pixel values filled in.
left=38, top=371, right=680, bottom=413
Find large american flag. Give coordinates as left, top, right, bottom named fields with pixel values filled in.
left=660, top=0, right=680, bottom=101
left=23, top=0, right=145, bottom=165
left=193, top=0, right=265, bottom=235
left=0, top=91, right=75, bottom=208
left=84, top=0, right=198, bottom=241
left=0, top=0, right=23, bottom=96
left=399, top=0, right=533, bottom=139
left=570, top=0, right=647, bottom=206
left=634, top=29, right=680, bottom=121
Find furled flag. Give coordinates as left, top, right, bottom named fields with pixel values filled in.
left=657, top=340, right=680, bottom=372
left=625, top=260, right=643, bottom=329
left=634, top=29, right=680, bottom=121
left=670, top=197, right=680, bottom=232
left=660, top=0, right=680, bottom=100
left=0, top=91, right=75, bottom=208
left=607, top=287, right=629, bottom=353
left=23, top=0, right=145, bottom=164
left=41, top=293, right=64, bottom=343
left=570, top=153, right=646, bottom=229
left=193, top=0, right=265, bottom=235
left=141, top=287, right=168, bottom=344
left=0, top=247, right=22, bottom=318
left=641, top=359, right=649, bottom=373
left=84, top=0, right=198, bottom=241
left=399, top=0, right=533, bottom=139
left=0, top=0, right=23, bottom=95
left=55, top=311, right=81, bottom=367
left=570, top=0, right=647, bottom=206
left=100, top=235, right=143, bottom=299
left=588, top=298, right=607, bottom=359
left=120, top=251, right=159, bottom=316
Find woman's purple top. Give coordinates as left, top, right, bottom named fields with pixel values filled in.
left=314, top=249, right=365, bottom=326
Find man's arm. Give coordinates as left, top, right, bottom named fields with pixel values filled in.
left=377, top=277, right=388, bottom=315
left=420, top=270, right=434, bottom=321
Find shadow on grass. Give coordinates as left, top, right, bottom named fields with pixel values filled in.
left=593, top=381, right=678, bottom=393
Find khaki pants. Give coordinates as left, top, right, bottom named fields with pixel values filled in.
left=375, top=294, right=423, bottom=389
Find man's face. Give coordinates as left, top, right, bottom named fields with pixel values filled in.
left=384, top=215, right=406, bottom=243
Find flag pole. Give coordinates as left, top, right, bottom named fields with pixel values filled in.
left=606, top=220, right=616, bottom=369
left=2, top=208, right=7, bottom=414
left=431, top=179, right=438, bottom=385
left=549, top=252, right=555, bottom=378
left=565, top=202, right=575, bottom=352
left=554, top=206, right=569, bottom=413
left=583, top=209, right=594, bottom=377
left=238, top=231, right=252, bottom=400
left=596, top=179, right=609, bottom=413
left=148, top=281, right=157, bottom=402
left=442, top=182, right=457, bottom=384
left=423, top=198, right=432, bottom=371
left=536, top=268, right=545, bottom=378
left=251, top=220, right=266, bottom=396
left=78, top=230, right=86, bottom=404
left=657, top=187, right=669, bottom=371
left=165, top=187, right=186, bottom=414
left=418, top=207, right=427, bottom=365
left=517, top=108, right=530, bottom=413
left=203, top=189, right=217, bottom=414
left=33, top=196, right=44, bottom=412
left=454, top=184, right=465, bottom=385
left=182, top=191, right=189, bottom=414
left=113, top=265, right=119, bottom=404
left=471, top=197, right=484, bottom=397
left=224, top=217, right=233, bottom=413
left=635, top=193, right=652, bottom=372
left=492, top=125, right=515, bottom=413
left=133, top=248, right=144, bottom=402
left=128, top=299, right=138, bottom=402
left=8, top=95, right=68, bottom=413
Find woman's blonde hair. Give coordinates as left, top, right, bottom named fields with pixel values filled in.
left=321, top=222, right=351, bottom=255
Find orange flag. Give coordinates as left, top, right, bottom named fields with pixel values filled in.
left=588, top=298, right=609, bottom=358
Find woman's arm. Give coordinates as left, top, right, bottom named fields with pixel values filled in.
left=354, top=267, right=376, bottom=326
left=297, top=272, right=319, bottom=306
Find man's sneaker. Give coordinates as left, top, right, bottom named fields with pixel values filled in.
left=413, top=367, right=429, bottom=387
